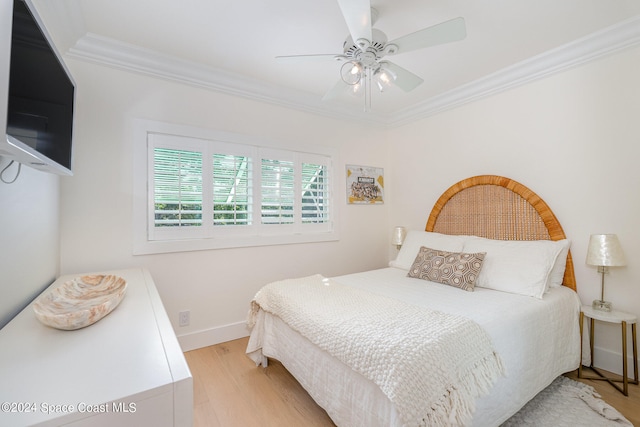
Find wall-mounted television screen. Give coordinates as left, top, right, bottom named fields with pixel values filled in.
left=1, top=0, right=75, bottom=176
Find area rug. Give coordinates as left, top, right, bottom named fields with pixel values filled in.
left=501, top=375, right=633, bottom=426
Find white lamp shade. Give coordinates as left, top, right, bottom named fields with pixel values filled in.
left=586, top=234, right=626, bottom=267
left=392, top=226, right=407, bottom=246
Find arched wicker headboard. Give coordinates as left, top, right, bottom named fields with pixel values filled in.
left=425, top=175, right=576, bottom=291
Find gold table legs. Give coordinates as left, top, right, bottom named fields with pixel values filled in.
left=579, top=311, right=638, bottom=396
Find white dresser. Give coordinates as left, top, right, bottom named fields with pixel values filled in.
left=0, top=268, right=193, bottom=426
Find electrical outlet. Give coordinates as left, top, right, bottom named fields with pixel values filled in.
left=178, top=310, right=190, bottom=327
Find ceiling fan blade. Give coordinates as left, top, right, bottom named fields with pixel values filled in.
left=336, top=0, right=372, bottom=46
left=382, top=61, right=424, bottom=92
left=322, top=79, right=352, bottom=101
left=276, top=54, right=346, bottom=63
left=387, top=17, right=466, bottom=55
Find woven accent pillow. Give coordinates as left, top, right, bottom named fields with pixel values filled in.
left=407, top=246, right=486, bottom=291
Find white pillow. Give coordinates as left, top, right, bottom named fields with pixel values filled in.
left=547, top=239, right=571, bottom=289
left=462, top=237, right=566, bottom=299
left=389, top=231, right=466, bottom=270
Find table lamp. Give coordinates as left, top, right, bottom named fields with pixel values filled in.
left=585, top=234, right=626, bottom=312
left=392, top=226, right=406, bottom=250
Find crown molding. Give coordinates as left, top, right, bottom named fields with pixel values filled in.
left=388, top=14, right=640, bottom=127
left=67, top=33, right=386, bottom=127
left=66, top=15, right=640, bottom=128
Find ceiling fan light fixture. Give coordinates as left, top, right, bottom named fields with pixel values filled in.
left=378, top=62, right=397, bottom=80
left=277, top=1, right=467, bottom=111
left=340, top=61, right=363, bottom=85
left=351, top=82, right=363, bottom=96
left=374, top=65, right=396, bottom=92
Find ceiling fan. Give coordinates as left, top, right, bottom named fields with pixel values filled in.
left=276, top=0, right=467, bottom=111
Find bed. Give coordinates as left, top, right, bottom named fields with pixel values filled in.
left=246, top=175, right=582, bottom=427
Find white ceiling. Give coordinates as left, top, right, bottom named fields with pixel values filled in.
left=32, top=0, right=640, bottom=125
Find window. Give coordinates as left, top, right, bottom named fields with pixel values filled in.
left=261, top=158, right=294, bottom=225
left=153, top=148, right=203, bottom=228
left=213, top=154, right=251, bottom=226
left=133, top=122, right=337, bottom=254
left=301, top=162, right=330, bottom=224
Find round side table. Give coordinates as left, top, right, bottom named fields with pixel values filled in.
left=578, top=305, right=638, bottom=396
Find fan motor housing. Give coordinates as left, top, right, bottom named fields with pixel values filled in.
left=343, top=28, right=388, bottom=62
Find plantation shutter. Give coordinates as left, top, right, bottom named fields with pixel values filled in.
left=301, top=162, right=330, bottom=224
left=145, top=133, right=333, bottom=245
left=261, top=156, right=295, bottom=225
left=153, top=147, right=203, bottom=228
left=148, top=134, right=209, bottom=241
left=213, top=153, right=252, bottom=226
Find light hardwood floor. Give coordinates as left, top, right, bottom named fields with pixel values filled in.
left=185, top=337, right=639, bottom=427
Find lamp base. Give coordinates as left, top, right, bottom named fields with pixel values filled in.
left=592, top=299, right=612, bottom=312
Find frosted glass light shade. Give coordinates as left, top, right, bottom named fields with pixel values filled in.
left=392, top=226, right=407, bottom=248
left=586, top=234, right=626, bottom=267
left=586, top=233, right=625, bottom=312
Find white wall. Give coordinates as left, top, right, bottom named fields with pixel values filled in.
left=0, top=160, right=60, bottom=328
left=0, top=0, right=61, bottom=329
left=59, top=60, right=390, bottom=349
left=387, top=45, right=640, bottom=375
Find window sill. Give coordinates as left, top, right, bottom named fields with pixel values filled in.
left=132, top=230, right=340, bottom=255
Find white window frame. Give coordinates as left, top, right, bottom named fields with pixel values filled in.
left=133, top=119, right=339, bottom=255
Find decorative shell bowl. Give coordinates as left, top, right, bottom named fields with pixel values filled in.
left=33, top=275, right=127, bottom=330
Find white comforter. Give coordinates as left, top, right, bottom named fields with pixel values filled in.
left=249, top=274, right=504, bottom=427
left=247, top=267, right=582, bottom=427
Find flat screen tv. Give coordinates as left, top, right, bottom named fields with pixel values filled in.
left=1, top=0, right=75, bottom=176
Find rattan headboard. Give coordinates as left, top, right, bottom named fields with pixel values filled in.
left=425, top=175, right=576, bottom=291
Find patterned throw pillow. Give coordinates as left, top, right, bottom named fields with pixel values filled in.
left=407, top=246, right=486, bottom=291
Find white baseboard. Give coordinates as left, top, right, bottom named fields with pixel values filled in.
left=592, top=345, right=639, bottom=377
left=177, top=321, right=250, bottom=352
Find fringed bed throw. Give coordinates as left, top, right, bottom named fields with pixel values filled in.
left=248, top=274, right=505, bottom=427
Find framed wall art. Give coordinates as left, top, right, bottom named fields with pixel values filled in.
left=346, top=165, right=384, bottom=204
